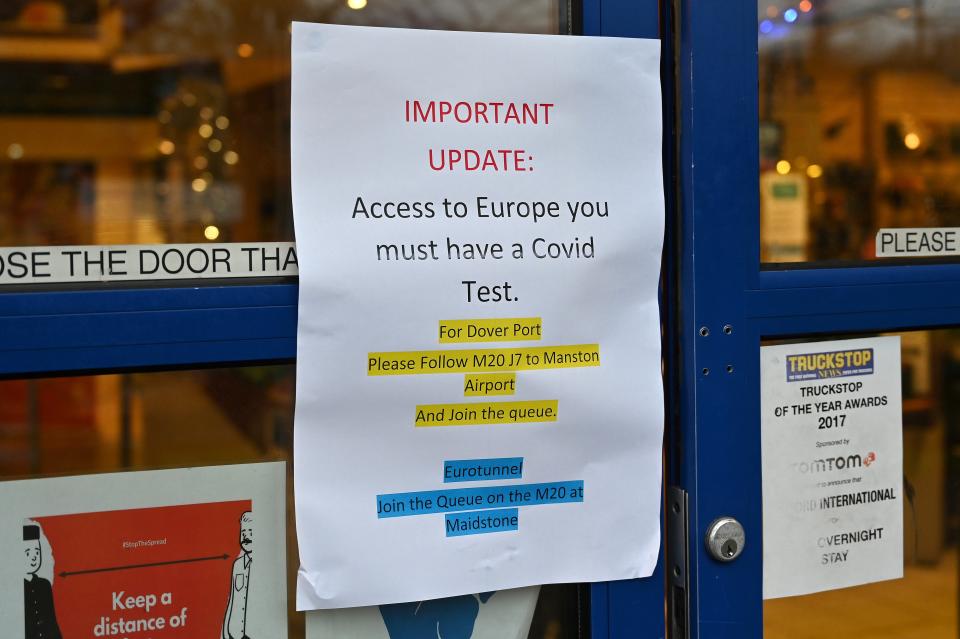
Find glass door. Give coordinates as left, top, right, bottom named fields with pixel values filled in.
left=0, top=0, right=664, bottom=637
left=674, top=1, right=960, bottom=638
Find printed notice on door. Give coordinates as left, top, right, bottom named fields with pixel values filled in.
left=761, top=337, right=903, bottom=599
left=291, top=23, right=664, bottom=608
left=0, top=463, right=287, bottom=639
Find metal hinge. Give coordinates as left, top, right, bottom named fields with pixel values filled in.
left=667, top=486, right=689, bottom=639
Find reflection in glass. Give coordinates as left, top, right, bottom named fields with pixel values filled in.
left=0, top=0, right=560, bottom=247
left=759, top=1, right=960, bottom=263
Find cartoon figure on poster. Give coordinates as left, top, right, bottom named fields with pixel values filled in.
left=23, top=522, right=62, bottom=639
left=223, top=511, right=255, bottom=639
left=380, top=592, right=495, bottom=639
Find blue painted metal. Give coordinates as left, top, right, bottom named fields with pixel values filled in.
left=582, top=0, right=601, bottom=37
left=600, top=0, right=659, bottom=38
left=678, top=2, right=960, bottom=639
left=605, top=559, right=666, bottom=639
left=751, top=266, right=960, bottom=331
left=676, top=0, right=762, bottom=637
left=0, top=283, right=297, bottom=375
left=582, top=0, right=659, bottom=41
left=587, top=1, right=666, bottom=638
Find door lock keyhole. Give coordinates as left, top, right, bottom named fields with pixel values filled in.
left=721, top=539, right=738, bottom=558
left=705, top=517, right=745, bottom=562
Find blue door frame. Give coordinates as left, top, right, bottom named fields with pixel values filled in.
left=583, top=5, right=667, bottom=639
left=0, top=2, right=666, bottom=638
left=676, top=2, right=960, bottom=638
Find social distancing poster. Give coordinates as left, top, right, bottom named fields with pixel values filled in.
left=2, top=463, right=287, bottom=639
left=291, top=24, right=664, bottom=609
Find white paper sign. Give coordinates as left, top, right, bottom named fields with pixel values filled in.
left=0, top=243, right=297, bottom=284
left=762, top=337, right=903, bottom=599
left=291, top=23, right=664, bottom=609
left=876, top=228, right=960, bottom=257
left=1, top=463, right=287, bottom=638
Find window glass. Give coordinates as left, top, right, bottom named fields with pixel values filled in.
left=1, top=365, right=586, bottom=638
left=0, top=0, right=562, bottom=246
left=758, top=1, right=960, bottom=264
left=764, top=328, right=960, bottom=637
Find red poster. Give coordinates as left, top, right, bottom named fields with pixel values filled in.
left=26, top=500, right=253, bottom=638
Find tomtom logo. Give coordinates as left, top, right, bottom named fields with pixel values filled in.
left=794, top=452, right=876, bottom=474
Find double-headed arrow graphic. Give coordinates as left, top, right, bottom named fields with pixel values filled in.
left=59, top=554, right=229, bottom=578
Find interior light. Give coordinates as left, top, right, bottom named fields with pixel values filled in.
left=158, top=110, right=172, bottom=124
left=784, top=8, right=798, bottom=22
left=904, top=133, right=921, bottom=150
left=198, top=124, right=214, bottom=138
left=6, top=143, right=24, bottom=160
left=204, top=225, right=220, bottom=240
left=348, top=0, right=367, bottom=9
left=182, top=93, right=197, bottom=107
left=208, top=139, right=223, bottom=153
left=806, top=164, right=823, bottom=178
left=158, top=140, right=175, bottom=155
left=192, top=178, right=208, bottom=193
left=776, top=160, right=791, bottom=175
left=760, top=20, right=774, bottom=34
left=215, top=116, right=230, bottom=130
left=200, top=107, right=214, bottom=120
left=766, top=5, right=778, bottom=18
left=194, top=156, right=208, bottom=170
left=798, top=0, right=813, bottom=13
left=237, top=43, right=255, bottom=58
left=224, top=151, right=239, bottom=165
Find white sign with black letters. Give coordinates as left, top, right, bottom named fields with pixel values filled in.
left=762, top=336, right=903, bottom=599
left=876, top=227, right=960, bottom=257
left=0, top=242, right=297, bottom=284
left=291, top=23, right=664, bottom=609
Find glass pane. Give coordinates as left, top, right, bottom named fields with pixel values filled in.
left=758, top=1, right=960, bottom=264
left=0, top=0, right=563, bottom=247
left=764, top=328, right=960, bottom=638
left=1, top=365, right=586, bottom=638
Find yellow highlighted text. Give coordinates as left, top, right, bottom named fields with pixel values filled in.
left=464, top=373, right=517, bottom=396
left=368, top=344, right=599, bottom=375
left=415, top=400, right=558, bottom=427
left=439, top=317, right=542, bottom=343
